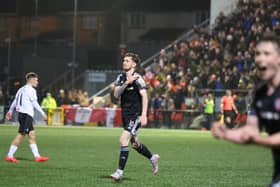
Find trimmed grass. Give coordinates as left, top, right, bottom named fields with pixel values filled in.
left=0, top=125, right=272, bottom=187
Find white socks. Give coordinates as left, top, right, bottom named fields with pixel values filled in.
left=7, top=144, right=41, bottom=158
left=30, top=143, right=40, bottom=158
left=7, top=145, right=18, bottom=158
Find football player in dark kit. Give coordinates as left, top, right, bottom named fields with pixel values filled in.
left=212, top=32, right=280, bottom=187
left=110, top=52, right=160, bottom=181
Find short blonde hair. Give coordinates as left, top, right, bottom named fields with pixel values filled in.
left=25, top=72, right=38, bottom=81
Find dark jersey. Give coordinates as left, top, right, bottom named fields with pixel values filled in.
left=251, top=84, right=280, bottom=134
left=250, top=84, right=280, bottom=180
left=115, top=72, right=147, bottom=117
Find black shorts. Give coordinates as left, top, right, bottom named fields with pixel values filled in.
left=122, top=116, right=141, bottom=136
left=224, top=110, right=235, bottom=120
left=18, top=113, right=34, bottom=134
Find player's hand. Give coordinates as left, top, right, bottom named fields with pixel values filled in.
left=5, top=112, right=12, bottom=120
left=43, top=114, right=48, bottom=121
left=240, top=125, right=259, bottom=143
left=211, top=121, right=227, bottom=139
left=140, top=115, right=147, bottom=127
left=125, top=73, right=137, bottom=85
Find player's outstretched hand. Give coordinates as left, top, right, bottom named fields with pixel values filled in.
left=211, top=121, right=227, bottom=139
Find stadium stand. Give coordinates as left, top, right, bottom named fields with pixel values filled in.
left=1, top=0, right=279, bottom=129
left=126, top=0, right=279, bottom=128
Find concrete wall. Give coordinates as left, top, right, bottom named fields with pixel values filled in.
left=210, top=0, right=239, bottom=26
left=122, top=11, right=201, bottom=43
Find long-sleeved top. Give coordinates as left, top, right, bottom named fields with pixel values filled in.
left=8, top=84, right=45, bottom=117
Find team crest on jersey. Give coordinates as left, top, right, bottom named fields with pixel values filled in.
left=274, top=98, right=280, bottom=111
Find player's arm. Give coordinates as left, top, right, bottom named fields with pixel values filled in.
left=212, top=115, right=260, bottom=144
left=30, top=90, right=47, bottom=120
left=114, top=73, right=137, bottom=98
left=32, top=100, right=46, bottom=117
left=114, top=84, right=128, bottom=98
left=139, top=89, right=148, bottom=126
left=6, top=97, right=17, bottom=120
left=252, top=132, right=280, bottom=147
left=135, top=74, right=148, bottom=126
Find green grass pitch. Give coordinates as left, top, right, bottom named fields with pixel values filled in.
left=0, top=125, right=272, bottom=187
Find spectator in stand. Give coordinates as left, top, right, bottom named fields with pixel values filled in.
left=79, top=91, right=90, bottom=107
left=68, top=89, right=79, bottom=106
left=207, top=74, right=217, bottom=89
left=172, top=83, right=185, bottom=110
left=56, top=89, right=70, bottom=107
left=215, top=76, right=224, bottom=91
left=149, top=93, right=163, bottom=128
left=161, top=93, right=175, bottom=128
left=234, top=51, right=245, bottom=72
left=230, top=66, right=241, bottom=89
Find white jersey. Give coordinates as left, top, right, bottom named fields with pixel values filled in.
left=8, top=84, right=45, bottom=117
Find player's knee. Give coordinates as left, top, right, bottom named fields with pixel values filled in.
left=29, top=131, right=36, bottom=139
left=131, top=142, right=140, bottom=149
left=119, top=139, right=128, bottom=146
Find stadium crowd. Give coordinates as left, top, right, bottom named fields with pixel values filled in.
left=144, top=0, right=280, bottom=118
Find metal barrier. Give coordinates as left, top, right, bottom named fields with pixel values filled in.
left=148, top=109, right=202, bottom=129
left=1, top=102, right=247, bottom=129
left=45, top=108, right=64, bottom=126
left=2, top=107, right=64, bottom=126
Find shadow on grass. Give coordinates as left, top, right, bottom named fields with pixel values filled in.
left=99, top=175, right=134, bottom=182
left=16, top=157, right=33, bottom=162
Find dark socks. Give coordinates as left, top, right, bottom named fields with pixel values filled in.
left=134, top=143, right=152, bottom=159
left=118, top=146, right=129, bottom=170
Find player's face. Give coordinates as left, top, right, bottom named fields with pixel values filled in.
left=255, top=42, right=280, bottom=81
left=30, top=77, right=39, bottom=88
left=122, top=56, right=136, bottom=71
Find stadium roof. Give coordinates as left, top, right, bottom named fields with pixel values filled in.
left=0, top=0, right=210, bottom=15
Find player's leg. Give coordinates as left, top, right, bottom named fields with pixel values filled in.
left=6, top=113, right=27, bottom=162
left=28, top=130, right=49, bottom=162
left=118, top=130, right=132, bottom=170
left=6, top=133, right=25, bottom=162
left=111, top=130, right=131, bottom=180
left=131, top=135, right=152, bottom=159
left=131, top=136, right=160, bottom=175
